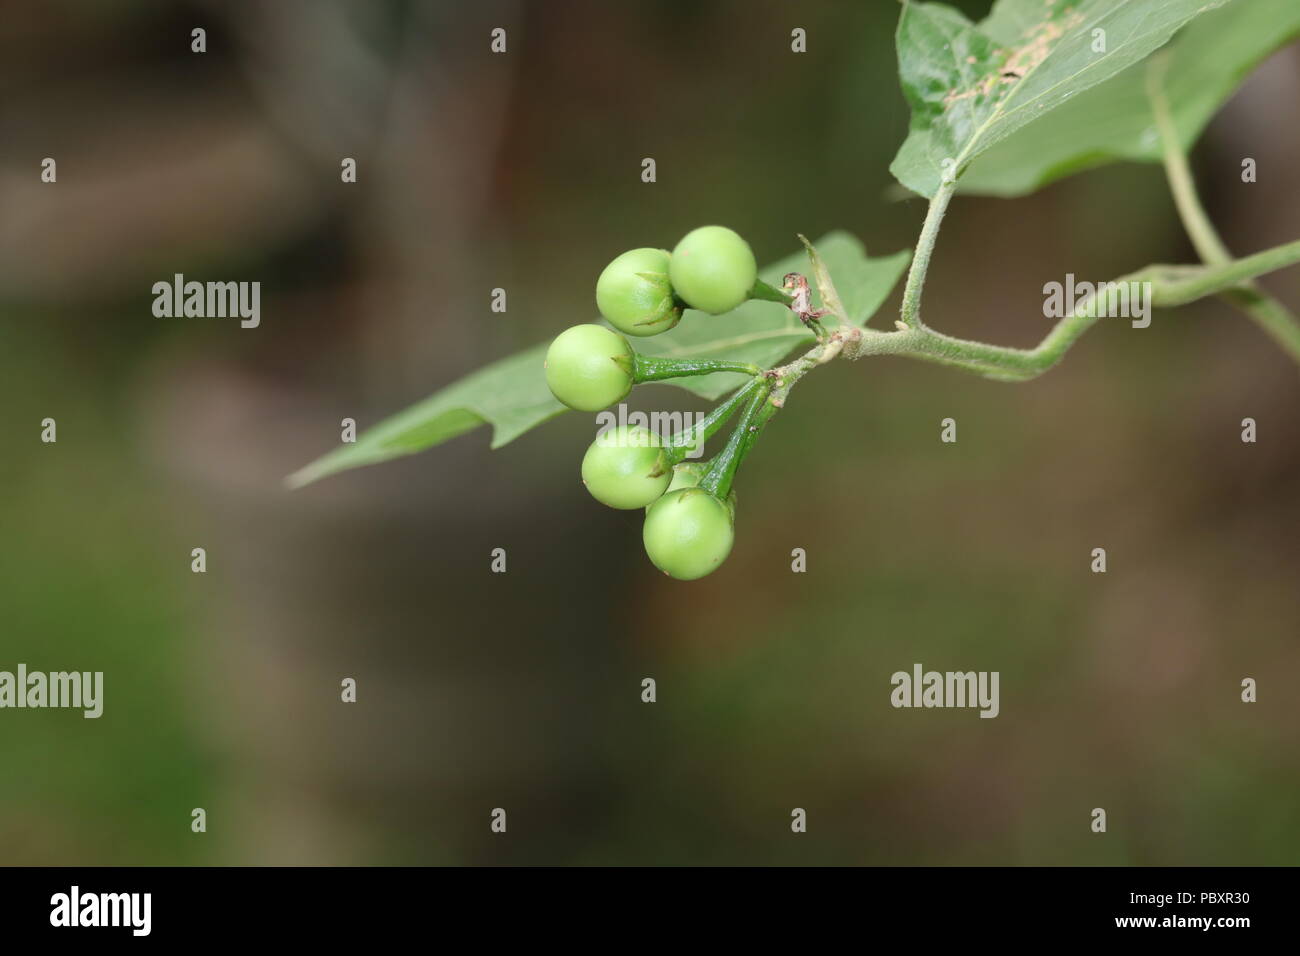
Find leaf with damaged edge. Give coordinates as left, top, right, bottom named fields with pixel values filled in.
left=890, top=0, right=1230, bottom=198
left=958, top=0, right=1300, bottom=196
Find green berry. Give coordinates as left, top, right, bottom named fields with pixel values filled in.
left=642, top=487, right=735, bottom=580
left=645, top=461, right=708, bottom=514
left=669, top=226, right=757, bottom=315
left=596, top=248, right=681, bottom=337
left=544, top=324, right=635, bottom=412
left=665, top=460, right=707, bottom=493
left=581, top=425, right=671, bottom=509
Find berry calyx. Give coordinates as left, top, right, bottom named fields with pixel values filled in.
left=669, top=226, right=757, bottom=315
left=544, top=324, right=635, bottom=412
left=642, top=487, right=735, bottom=580
left=665, top=460, right=706, bottom=493
left=596, top=248, right=681, bottom=337
left=645, top=460, right=707, bottom=514
left=581, top=425, right=672, bottom=510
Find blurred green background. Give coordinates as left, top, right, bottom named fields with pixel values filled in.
left=1, top=0, right=1297, bottom=865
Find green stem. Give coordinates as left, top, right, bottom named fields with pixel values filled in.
left=881, top=69, right=1300, bottom=379
left=1153, top=240, right=1300, bottom=306
left=662, top=379, right=762, bottom=465
left=749, top=278, right=794, bottom=306
left=631, top=353, right=761, bottom=383
left=1147, top=54, right=1300, bottom=364
left=899, top=178, right=957, bottom=329
left=1148, top=55, right=1231, bottom=266
left=1217, top=285, right=1300, bottom=363
left=698, top=380, right=772, bottom=499
left=847, top=236, right=1300, bottom=380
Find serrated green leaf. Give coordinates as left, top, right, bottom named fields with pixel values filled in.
left=287, top=233, right=909, bottom=487
left=285, top=345, right=565, bottom=488
left=891, top=0, right=1230, bottom=198
left=959, top=0, right=1300, bottom=196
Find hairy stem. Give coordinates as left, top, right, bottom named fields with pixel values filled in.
left=845, top=239, right=1300, bottom=381
left=899, top=178, right=957, bottom=329
left=1216, top=285, right=1300, bottom=362
left=1154, top=240, right=1300, bottom=305
left=1147, top=54, right=1300, bottom=364
left=1148, top=55, right=1231, bottom=266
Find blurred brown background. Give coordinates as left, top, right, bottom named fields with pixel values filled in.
left=1, top=0, right=1296, bottom=865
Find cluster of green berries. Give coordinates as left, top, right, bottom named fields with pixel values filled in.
left=593, top=225, right=758, bottom=337
left=544, top=226, right=770, bottom=581
left=579, top=427, right=738, bottom=581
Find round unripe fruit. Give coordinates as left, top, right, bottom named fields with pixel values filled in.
left=544, top=324, right=635, bottom=412
left=582, top=425, right=671, bottom=510
left=669, top=226, right=757, bottom=315
left=646, top=461, right=708, bottom=514
left=642, top=488, right=735, bottom=580
left=666, top=460, right=706, bottom=494
left=596, top=248, right=680, bottom=337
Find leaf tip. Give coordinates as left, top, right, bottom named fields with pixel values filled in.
left=283, top=465, right=321, bottom=491
left=284, top=449, right=348, bottom=490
